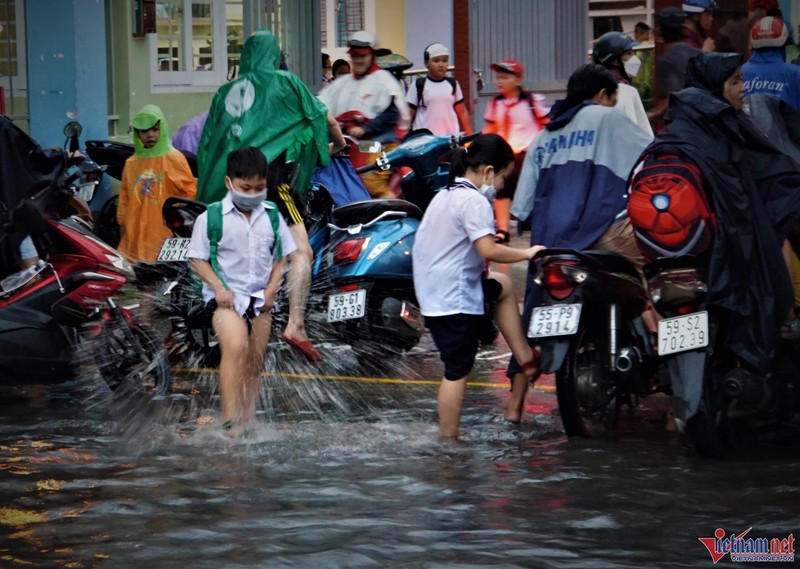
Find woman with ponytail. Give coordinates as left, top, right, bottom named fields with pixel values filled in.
left=412, top=133, right=545, bottom=438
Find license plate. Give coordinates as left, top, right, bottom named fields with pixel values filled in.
left=528, top=304, right=582, bottom=338
left=157, top=237, right=191, bottom=262
left=327, top=289, right=367, bottom=322
left=658, top=311, right=709, bottom=356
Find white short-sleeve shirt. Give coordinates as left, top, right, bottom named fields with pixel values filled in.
left=187, top=193, right=298, bottom=317
left=412, top=178, right=495, bottom=316
left=406, top=76, right=465, bottom=135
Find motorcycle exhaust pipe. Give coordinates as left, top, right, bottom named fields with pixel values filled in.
left=615, top=347, right=642, bottom=373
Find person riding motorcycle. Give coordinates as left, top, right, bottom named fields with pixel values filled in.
left=650, top=51, right=800, bottom=371
left=317, top=31, right=411, bottom=198
left=592, top=31, right=653, bottom=135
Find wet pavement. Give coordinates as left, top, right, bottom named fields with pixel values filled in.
left=0, top=230, right=798, bottom=568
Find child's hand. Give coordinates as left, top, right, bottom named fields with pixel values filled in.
left=215, top=288, right=235, bottom=310
left=526, top=245, right=546, bottom=260
left=263, top=288, right=277, bottom=311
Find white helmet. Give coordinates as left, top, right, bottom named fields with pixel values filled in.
left=347, top=30, right=378, bottom=50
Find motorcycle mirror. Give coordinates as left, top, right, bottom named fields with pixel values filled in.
left=63, top=121, right=82, bottom=139
left=358, top=141, right=383, bottom=154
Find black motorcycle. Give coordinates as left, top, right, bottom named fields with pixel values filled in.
left=530, top=248, right=666, bottom=437
left=646, top=255, right=800, bottom=458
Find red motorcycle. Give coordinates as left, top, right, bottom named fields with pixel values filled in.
left=0, top=166, right=171, bottom=393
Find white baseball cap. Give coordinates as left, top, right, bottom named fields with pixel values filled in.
left=424, top=43, right=450, bottom=61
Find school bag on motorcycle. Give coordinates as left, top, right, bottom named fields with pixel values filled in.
left=627, top=149, right=717, bottom=259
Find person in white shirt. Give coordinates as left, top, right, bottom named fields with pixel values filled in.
left=592, top=31, right=654, bottom=136
left=188, top=148, right=297, bottom=436
left=317, top=30, right=411, bottom=198
left=412, top=133, right=545, bottom=438
left=406, top=43, right=473, bottom=136
left=482, top=59, right=550, bottom=243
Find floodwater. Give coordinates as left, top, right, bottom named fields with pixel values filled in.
left=1, top=251, right=798, bottom=568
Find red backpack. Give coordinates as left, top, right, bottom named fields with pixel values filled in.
left=627, top=151, right=717, bottom=260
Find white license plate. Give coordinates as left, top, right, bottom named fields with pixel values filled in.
left=658, top=311, right=709, bottom=356
left=327, top=289, right=367, bottom=322
left=157, top=237, right=191, bottom=262
left=528, top=304, right=582, bottom=338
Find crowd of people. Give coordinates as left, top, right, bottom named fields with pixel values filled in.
left=102, top=0, right=800, bottom=438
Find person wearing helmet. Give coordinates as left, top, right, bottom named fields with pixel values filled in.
left=317, top=30, right=411, bottom=198
left=592, top=31, right=653, bottom=135
left=742, top=16, right=800, bottom=110
left=682, top=0, right=716, bottom=51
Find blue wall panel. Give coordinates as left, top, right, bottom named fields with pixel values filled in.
left=26, top=0, right=108, bottom=147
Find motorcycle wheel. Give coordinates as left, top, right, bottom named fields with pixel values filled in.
left=556, top=324, right=619, bottom=438
left=96, top=196, right=121, bottom=248
left=94, top=321, right=172, bottom=395
left=687, top=361, right=740, bottom=459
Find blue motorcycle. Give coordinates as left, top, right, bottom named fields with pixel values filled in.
left=321, top=130, right=478, bottom=355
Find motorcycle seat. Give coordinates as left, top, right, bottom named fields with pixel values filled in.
left=331, top=198, right=423, bottom=227
left=582, top=250, right=640, bottom=277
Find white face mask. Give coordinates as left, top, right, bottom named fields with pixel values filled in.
left=227, top=177, right=267, bottom=211
left=478, top=170, right=496, bottom=202
left=624, top=55, right=642, bottom=79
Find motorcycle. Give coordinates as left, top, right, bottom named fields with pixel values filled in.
left=60, top=121, right=114, bottom=238
left=646, top=255, right=800, bottom=458
left=528, top=248, right=666, bottom=437
left=0, top=161, right=171, bottom=393
left=322, top=130, right=483, bottom=355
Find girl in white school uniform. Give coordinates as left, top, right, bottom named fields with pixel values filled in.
left=412, top=133, right=545, bottom=438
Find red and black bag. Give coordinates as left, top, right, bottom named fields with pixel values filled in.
left=627, top=151, right=717, bottom=260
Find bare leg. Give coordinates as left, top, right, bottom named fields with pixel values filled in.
left=241, top=310, right=272, bottom=428
left=493, top=197, right=511, bottom=237
left=438, top=377, right=467, bottom=438
left=505, top=373, right=530, bottom=423
left=283, top=224, right=313, bottom=344
left=486, top=271, right=539, bottom=423
left=489, top=272, right=535, bottom=369
left=212, top=308, right=250, bottom=432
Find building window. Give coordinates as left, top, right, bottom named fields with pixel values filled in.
left=0, top=0, right=25, bottom=90
left=151, top=0, right=242, bottom=90
left=335, top=0, right=364, bottom=47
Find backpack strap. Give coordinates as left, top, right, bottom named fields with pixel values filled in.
left=520, top=90, right=548, bottom=130
left=415, top=76, right=458, bottom=109
left=415, top=76, right=427, bottom=108
left=263, top=200, right=283, bottom=262
left=206, top=201, right=229, bottom=291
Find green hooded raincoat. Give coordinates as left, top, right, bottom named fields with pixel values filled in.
left=196, top=31, right=330, bottom=204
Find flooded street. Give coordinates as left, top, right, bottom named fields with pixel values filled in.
left=1, top=249, right=798, bottom=568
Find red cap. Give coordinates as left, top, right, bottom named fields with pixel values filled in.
left=490, top=59, right=524, bottom=78
left=347, top=46, right=373, bottom=56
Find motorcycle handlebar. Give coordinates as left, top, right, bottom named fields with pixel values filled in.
left=355, top=132, right=481, bottom=175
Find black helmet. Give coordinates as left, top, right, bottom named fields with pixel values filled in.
left=592, top=31, right=640, bottom=66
